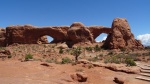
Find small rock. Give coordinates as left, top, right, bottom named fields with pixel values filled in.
left=114, top=77, right=125, bottom=84
left=70, top=72, right=88, bottom=82
left=40, top=63, right=50, bottom=67
left=77, top=59, right=90, bottom=64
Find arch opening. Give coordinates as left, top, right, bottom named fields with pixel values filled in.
left=37, top=35, right=54, bottom=44
left=95, top=33, right=108, bottom=42
left=46, top=35, right=53, bottom=43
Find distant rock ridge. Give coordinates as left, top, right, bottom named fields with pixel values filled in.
left=0, top=18, right=144, bottom=49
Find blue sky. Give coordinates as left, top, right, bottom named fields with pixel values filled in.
left=0, top=0, right=150, bottom=45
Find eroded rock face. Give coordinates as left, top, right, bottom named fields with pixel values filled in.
left=6, top=25, right=69, bottom=45
left=103, top=18, right=144, bottom=49
left=88, top=26, right=111, bottom=40
left=67, top=22, right=94, bottom=47
left=0, top=18, right=144, bottom=49
left=0, top=28, right=6, bottom=46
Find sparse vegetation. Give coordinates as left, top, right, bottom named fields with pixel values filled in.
left=85, top=46, right=93, bottom=51
left=8, top=55, right=12, bottom=58
left=94, top=45, right=101, bottom=52
left=45, top=58, right=57, bottom=63
left=25, top=53, right=33, bottom=61
left=0, top=47, right=6, bottom=50
left=88, top=56, right=99, bottom=62
left=104, top=56, right=121, bottom=64
left=125, top=58, right=136, bottom=66
left=59, top=48, right=64, bottom=54
left=71, top=47, right=82, bottom=61
left=104, top=53, right=137, bottom=66
left=61, top=57, right=72, bottom=64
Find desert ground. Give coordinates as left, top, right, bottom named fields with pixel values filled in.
left=0, top=43, right=150, bottom=84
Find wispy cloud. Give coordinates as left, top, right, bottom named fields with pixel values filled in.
left=137, top=34, right=150, bottom=46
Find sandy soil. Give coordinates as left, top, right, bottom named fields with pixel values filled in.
left=0, top=59, right=149, bottom=84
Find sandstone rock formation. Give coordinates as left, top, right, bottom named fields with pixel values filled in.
left=0, top=18, right=144, bottom=49
left=0, top=28, right=6, bottom=46
left=103, top=18, right=144, bottom=49
left=67, top=22, right=94, bottom=47
left=88, top=26, right=111, bottom=40
left=5, top=25, right=69, bottom=45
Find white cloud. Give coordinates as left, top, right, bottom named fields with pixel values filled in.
left=96, top=36, right=107, bottom=42
left=137, top=34, right=150, bottom=46
left=102, top=36, right=107, bottom=41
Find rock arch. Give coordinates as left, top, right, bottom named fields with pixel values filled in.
left=5, top=25, right=69, bottom=45
left=0, top=18, right=144, bottom=49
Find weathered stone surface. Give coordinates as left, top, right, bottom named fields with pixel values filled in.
left=70, top=72, right=88, bottom=82
left=0, top=18, right=144, bottom=49
left=103, top=18, right=144, bottom=49
left=88, top=26, right=111, bottom=40
left=105, top=63, right=141, bottom=74
left=114, top=77, right=126, bottom=84
left=37, top=36, right=48, bottom=44
left=67, top=22, right=94, bottom=47
left=0, top=28, right=6, bottom=46
left=5, top=25, right=69, bottom=45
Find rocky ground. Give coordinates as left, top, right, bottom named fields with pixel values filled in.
left=0, top=43, right=150, bottom=84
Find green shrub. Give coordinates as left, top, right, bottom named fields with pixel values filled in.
left=25, top=53, right=33, bottom=61
left=0, top=47, right=6, bottom=50
left=8, top=55, right=12, bottom=58
left=104, top=54, right=124, bottom=64
left=59, top=48, right=64, bottom=54
left=104, top=53, right=136, bottom=66
left=88, top=56, right=99, bottom=62
left=94, top=45, right=101, bottom=52
left=61, top=57, right=72, bottom=64
left=110, top=56, right=121, bottom=64
left=125, top=58, right=136, bottom=66
left=71, top=47, right=82, bottom=61
left=85, top=47, right=93, bottom=51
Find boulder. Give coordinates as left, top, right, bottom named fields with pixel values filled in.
left=114, top=77, right=126, bottom=84
left=70, top=72, right=88, bottom=82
